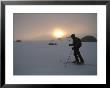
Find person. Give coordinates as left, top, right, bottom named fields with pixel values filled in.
left=69, top=34, right=84, bottom=64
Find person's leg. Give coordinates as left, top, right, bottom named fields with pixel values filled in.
left=77, top=50, right=84, bottom=63
left=79, top=54, right=84, bottom=63
left=73, top=49, right=79, bottom=63
left=74, top=55, right=79, bottom=63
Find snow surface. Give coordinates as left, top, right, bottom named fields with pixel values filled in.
left=14, top=40, right=97, bottom=75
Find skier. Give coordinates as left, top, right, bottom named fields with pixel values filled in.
left=69, top=34, right=84, bottom=64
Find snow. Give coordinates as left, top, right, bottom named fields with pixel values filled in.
left=13, top=40, right=97, bottom=75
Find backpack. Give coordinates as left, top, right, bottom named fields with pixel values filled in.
left=74, top=38, right=82, bottom=48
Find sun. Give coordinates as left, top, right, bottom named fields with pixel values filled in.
left=53, top=29, right=65, bottom=38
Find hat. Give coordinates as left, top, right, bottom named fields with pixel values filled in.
left=71, top=34, right=75, bottom=38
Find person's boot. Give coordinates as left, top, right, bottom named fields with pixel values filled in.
left=78, top=54, right=84, bottom=64
left=72, top=60, right=80, bottom=64
left=72, top=60, right=77, bottom=63
left=80, top=61, right=84, bottom=64
left=72, top=55, right=79, bottom=64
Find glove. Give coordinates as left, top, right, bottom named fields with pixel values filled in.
left=69, top=44, right=74, bottom=46
left=72, top=47, right=74, bottom=50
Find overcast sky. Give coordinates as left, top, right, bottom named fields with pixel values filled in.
left=13, top=13, right=97, bottom=41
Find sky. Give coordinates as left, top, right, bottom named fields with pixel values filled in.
left=13, top=13, right=97, bottom=41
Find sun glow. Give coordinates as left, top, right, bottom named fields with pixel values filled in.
left=53, top=29, right=65, bottom=38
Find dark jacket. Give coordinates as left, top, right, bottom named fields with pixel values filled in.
left=69, top=37, right=82, bottom=48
